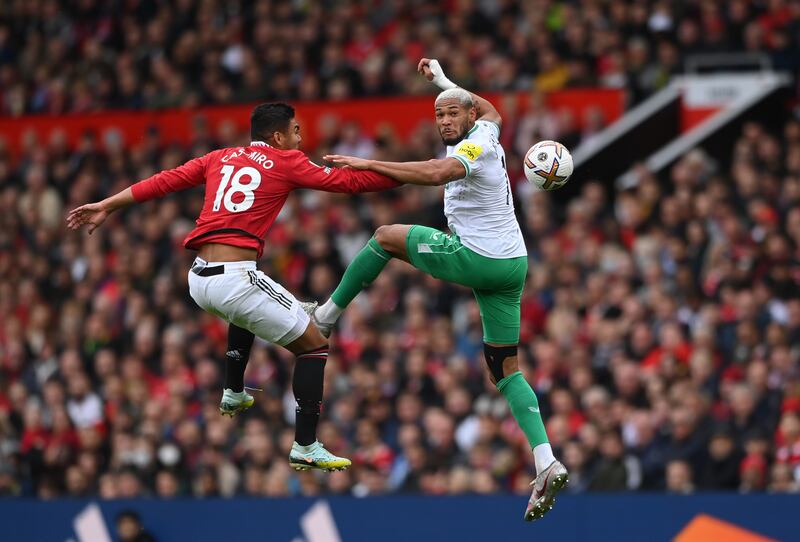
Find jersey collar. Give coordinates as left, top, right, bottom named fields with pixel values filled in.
left=250, top=140, right=272, bottom=147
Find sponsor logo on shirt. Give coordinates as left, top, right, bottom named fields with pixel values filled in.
left=456, top=142, right=483, bottom=161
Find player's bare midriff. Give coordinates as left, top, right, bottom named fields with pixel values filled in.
left=197, top=242, right=258, bottom=262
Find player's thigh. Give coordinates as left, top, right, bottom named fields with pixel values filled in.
left=405, top=225, right=481, bottom=287
left=188, top=271, right=228, bottom=319
left=234, top=270, right=311, bottom=346
left=197, top=270, right=310, bottom=347
left=473, top=260, right=527, bottom=345
left=473, top=287, right=523, bottom=345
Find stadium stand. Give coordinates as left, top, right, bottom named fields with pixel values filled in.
left=0, top=0, right=799, bottom=502
left=1, top=0, right=799, bottom=116
left=2, top=112, right=800, bottom=498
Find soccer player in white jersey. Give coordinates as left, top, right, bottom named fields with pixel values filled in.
left=310, top=58, right=569, bottom=521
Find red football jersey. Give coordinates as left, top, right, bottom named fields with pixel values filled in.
left=130, top=142, right=399, bottom=257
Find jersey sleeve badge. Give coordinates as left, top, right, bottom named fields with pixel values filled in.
left=455, top=142, right=483, bottom=162
left=308, top=159, right=332, bottom=174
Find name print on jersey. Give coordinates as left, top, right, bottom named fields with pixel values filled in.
left=221, top=148, right=275, bottom=170
left=246, top=150, right=274, bottom=170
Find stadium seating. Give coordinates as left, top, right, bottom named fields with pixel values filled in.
left=0, top=1, right=799, bottom=502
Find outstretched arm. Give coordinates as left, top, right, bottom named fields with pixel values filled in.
left=418, top=58, right=502, bottom=128
left=323, top=155, right=466, bottom=186
left=66, top=187, right=136, bottom=234
left=287, top=152, right=401, bottom=192
left=67, top=154, right=207, bottom=234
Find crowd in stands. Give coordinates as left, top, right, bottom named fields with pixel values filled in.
left=2, top=0, right=800, bottom=116
left=1, top=94, right=799, bottom=498
left=1, top=0, right=800, bottom=501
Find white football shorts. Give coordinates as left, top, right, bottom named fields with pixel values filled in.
left=187, top=257, right=309, bottom=346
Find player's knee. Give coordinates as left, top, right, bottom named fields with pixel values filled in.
left=484, top=343, right=518, bottom=382
left=373, top=225, right=393, bottom=249
left=374, top=225, right=406, bottom=257
left=310, top=336, right=328, bottom=351
left=308, top=328, right=329, bottom=350
left=287, top=322, right=328, bottom=354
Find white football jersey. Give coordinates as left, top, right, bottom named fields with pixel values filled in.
left=444, top=120, right=527, bottom=259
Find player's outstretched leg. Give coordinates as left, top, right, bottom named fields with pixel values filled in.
left=285, top=323, right=351, bottom=472
left=311, top=225, right=412, bottom=336
left=219, top=324, right=256, bottom=417
left=484, top=343, right=568, bottom=521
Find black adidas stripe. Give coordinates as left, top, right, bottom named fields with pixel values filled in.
left=248, top=272, right=291, bottom=309
left=256, top=278, right=292, bottom=310
left=253, top=276, right=291, bottom=310
left=248, top=271, right=292, bottom=310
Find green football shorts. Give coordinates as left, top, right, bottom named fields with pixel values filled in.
left=405, top=225, right=528, bottom=345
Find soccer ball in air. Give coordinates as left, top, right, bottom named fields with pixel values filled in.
left=523, top=140, right=573, bottom=190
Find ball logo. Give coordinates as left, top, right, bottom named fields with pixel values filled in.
left=538, top=140, right=565, bottom=158
left=537, top=152, right=548, bottom=162
left=532, top=157, right=567, bottom=190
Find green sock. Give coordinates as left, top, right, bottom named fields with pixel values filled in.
left=330, top=238, right=392, bottom=308
left=497, top=371, right=549, bottom=449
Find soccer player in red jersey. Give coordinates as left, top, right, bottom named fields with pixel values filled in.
left=67, top=103, right=398, bottom=471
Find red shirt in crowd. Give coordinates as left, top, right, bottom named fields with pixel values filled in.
left=640, top=342, right=693, bottom=370
left=130, top=142, right=399, bottom=258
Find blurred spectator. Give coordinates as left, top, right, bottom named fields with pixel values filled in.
left=699, top=428, right=742, bottom=490
left=332, top=122, right=375, bottom=159
left=155, top=470, right=181, bottom=498
left=116, top=510, right=156, bottom=542
left=2, top=1, right=800, bottom=117
left=0, top=50, right=799, bottom=501
left=740, top=453, right=769, bottom=493
left=665, top=460, right=695, bottom=494
left=768, top=462, right=799, bottom=493
left=588, top=430, right=640, bottom=491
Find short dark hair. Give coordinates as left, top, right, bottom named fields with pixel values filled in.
left=250, top=103, right=295, bottom=141
left=116, top=509, right=142, bottom=525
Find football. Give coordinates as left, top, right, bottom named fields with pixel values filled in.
left=523, top=140, right=573, bottom=190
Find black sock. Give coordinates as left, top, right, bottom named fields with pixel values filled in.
left=224, top=324, right=254, bottom=393
left=293, top=345, right=328, bottom=446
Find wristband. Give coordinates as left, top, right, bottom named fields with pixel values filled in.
left=428, top=59, right=458, bottom=90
